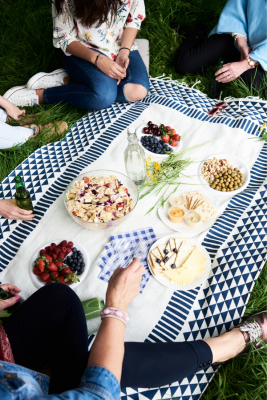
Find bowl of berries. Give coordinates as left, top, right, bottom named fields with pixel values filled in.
left=29, top=239, right=90, bottom=289
left=136, top=121, right=182, bottom=158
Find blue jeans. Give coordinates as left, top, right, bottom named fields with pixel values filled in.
left=43, top=50, right=150, bottom=110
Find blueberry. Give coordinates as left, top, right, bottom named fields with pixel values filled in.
left=70, top=266, right=75, bottom=271
left=70, top=262, right=74, bottom=268
left=80, top=267, right=84, bottom=273
left=81, top=262, right=85, bottom=267
left=171, top=264, right=176, bottom=269
left=173, top=248, right=178, bottom=253
left=163, top=249, right=169, bottom=254
left=77, top=271, right=82, bottom=275
left=163, top=256, right=169, bottom=263
left=72, top=247, right=77, bottom=253
left=156, top=258, right=161, bottom=263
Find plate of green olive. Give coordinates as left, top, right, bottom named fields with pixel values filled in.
left=198, top=153, right=250, bottom=195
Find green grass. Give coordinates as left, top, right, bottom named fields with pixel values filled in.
left=0, top=1, right=266, bottom=398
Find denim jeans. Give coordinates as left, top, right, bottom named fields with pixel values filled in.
left=43, top=50, right=150, bottom=110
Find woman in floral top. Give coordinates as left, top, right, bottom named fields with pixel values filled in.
left=4, top=0, right=149, bottom=111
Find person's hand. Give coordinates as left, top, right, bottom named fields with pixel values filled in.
left=105, top=257, right=145, bottom=312
left=96, top=54, right=126, bottom=84
left=115, top=50, right=130, bottom=84
left=0, top=199, right=34, bottom=221
left=5, top=103, right=26, bottom=121
left=215, top=60, right=253, bottom=83
left=0, top=284, right=21, bottom=311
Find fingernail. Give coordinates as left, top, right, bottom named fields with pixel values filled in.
left=16, top=296, right=20, bottom=302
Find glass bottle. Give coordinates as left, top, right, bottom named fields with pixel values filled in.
left=0, top=287, right=23, bottom=320
left=124, top=127, right=146, bottom=186
left=14, top=175, right=33, bottom=211
left=209, top=58, right=224, bottom=99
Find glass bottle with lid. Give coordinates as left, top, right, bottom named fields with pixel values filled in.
left=124, top=127, right=146, bottom=186
left=14, top=175, right=33, bottom=211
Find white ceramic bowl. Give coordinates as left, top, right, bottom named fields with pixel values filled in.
left=29, top=240, right=90, bottom=289
left=136, top=124, right=182, bottom=159
left=64, top=170, right=139, bottom=230
left=198, top=153, right=250, bottom=195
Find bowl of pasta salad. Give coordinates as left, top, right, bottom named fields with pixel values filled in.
left=64, top=170, right=139, bottom=230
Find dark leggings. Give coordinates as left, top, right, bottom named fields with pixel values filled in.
left=174, top=30, right=265, bottom=91
left=3, top=284, right=212, bottom=394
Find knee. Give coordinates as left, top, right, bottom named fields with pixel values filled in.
left=173, top=55, right=190, bottom=75
left=124, top=84, right=148, bottom=102
left=40, top=283, right=77, bottom=306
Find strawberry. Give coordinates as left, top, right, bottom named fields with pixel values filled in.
left=169, top=139, right=177, bottom=146
left=41, top=272, right=50, bottom=282
left=51, top=271, right=59, bottom=279
left=83, top=177, right=89, bottom=183
left=47, top=262, right=58, bottom=272
left=72, top=211, right=77, bottom=216
left=55, top=260, right=64, bottom=267
left=162, top=135, right=170, bottom=143
left=66, top=248, right=72, bottom=254
left=67, top=241, right=73, bottom=248
left=33, top=266, right=42, bottom=275
left=170, top=128, right=176, bottom=135
left=172, top=134, right=180, bottom=141
left=46, top=280, right=54, bottom=285
left=64, top=272, right=80, bottom=284
left=60, top=240, right=67, bottom=247
left=43, top=254, right=52, bottom=263
left=61, top=267, right=72, bottom=276
left=37, top=259, right=45, bottom=272
left=58, top=276, right=67, bottom=284
left=165, top=126, right=171, bottom=130
left=59, top=252, right=65, bottom=260
left=40, top=249, right=46, bottom=255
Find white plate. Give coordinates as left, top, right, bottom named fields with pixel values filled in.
left=147, top=234, right=211, bottom=291
left=157, top=190, right=217, bottom=236
left=136, top=124, right=183, bottom=159
left=29, top=240, right=90, bottom=289
left=198, top=153, right=250, bottom=195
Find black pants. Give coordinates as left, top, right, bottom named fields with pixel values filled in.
left=3, top=284, right=212, bottom=394
left=174, top=31, right=265, bottom=91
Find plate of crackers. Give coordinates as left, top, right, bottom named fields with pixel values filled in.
left=147, top=235, right=211, bottom=291
left=158, top=190, right=217, bottom=236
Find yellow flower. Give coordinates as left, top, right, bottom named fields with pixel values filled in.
left=85, top=32, right=92, bottom=39
left=155, top=170, right=158, bottom=174
left=147, top=171, right=150, bottom=175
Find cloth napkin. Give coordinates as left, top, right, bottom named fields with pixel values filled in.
left=97, top=227, right=156, bottom=292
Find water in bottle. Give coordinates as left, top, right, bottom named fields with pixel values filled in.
left=124, top=127, right=146, bottom=186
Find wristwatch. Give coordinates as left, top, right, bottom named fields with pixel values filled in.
left=247, top=57, right=256, bottom=67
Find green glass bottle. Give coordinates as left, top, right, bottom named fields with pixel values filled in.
left=14, top=175, right=33, bottom=211
left=209, top=58, right=224, bottom=99
left=0, top=288, right=23, bottom=322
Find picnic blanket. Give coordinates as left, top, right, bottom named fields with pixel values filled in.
left=0, top=78, right=267, bottom=400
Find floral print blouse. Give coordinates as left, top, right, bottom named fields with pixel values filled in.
left=52, top=0, right=146, bottom=60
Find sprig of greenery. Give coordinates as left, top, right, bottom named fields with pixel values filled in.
left=139, top=142, right=210, bottom=213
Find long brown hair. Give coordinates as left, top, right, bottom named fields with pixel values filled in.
left=54, top=0, right=122, bottom=28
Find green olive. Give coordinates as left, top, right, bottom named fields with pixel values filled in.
left=238, top=183, right=242, bottom=187
left=209, top=180, right=213, bottom=184
left=234, top=168, right=237, bottom=171
left=222, top=188, right=226, bottom=192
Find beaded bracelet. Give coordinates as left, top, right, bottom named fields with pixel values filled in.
left=119, top=47, right=131, bottom=53
left=100, top=307, right=130, bottom=325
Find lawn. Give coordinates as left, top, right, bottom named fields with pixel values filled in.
left=1, top=0, right=266, bottom=398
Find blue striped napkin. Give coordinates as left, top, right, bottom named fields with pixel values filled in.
left=98, top=227, right=157, bottom=292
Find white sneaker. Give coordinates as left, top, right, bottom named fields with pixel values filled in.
left=3, top=86, right=39, bottom=107
left=27, top=68, right=69, bottom=90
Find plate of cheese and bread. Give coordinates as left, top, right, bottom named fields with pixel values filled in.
left=147, top=234, right=211, bottom=290
left=158, top=190, right=217, bottom=236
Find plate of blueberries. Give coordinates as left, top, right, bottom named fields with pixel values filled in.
left=136, top=124, right=182, bottom=158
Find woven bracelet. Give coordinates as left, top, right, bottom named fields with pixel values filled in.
left=119, top=47, right=131, bottom=53
left=95, top=53, right=101, bottom=68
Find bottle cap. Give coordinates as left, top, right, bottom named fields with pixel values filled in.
left=128, top=126, right=135, bottom=134
left=14, top=176, right=22, bottom=182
